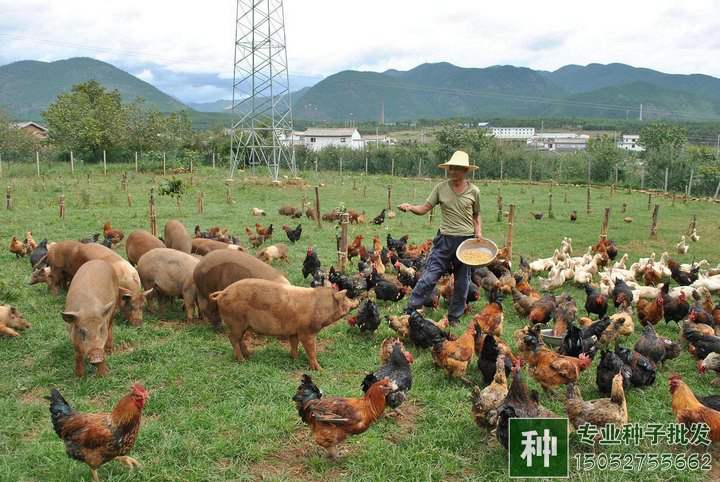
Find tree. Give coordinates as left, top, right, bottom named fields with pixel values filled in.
left=435, top=124, right=466, bottom=161
left=639, top=123, right=688, bottom=190
left=0, top=108, right=42, bottom=159
left=44, top=80, right=127, bottom=159
left=587, top=135, right=621, bottom=183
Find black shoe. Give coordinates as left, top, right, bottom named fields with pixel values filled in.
left=447, top=317, right=460, bottom=326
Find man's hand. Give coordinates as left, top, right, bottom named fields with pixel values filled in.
left=398, top=203, right=413, bottom=213
left=475, top=230, right=483, bottom=239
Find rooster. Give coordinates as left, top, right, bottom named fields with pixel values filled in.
left=9, top=236, right=29, bottom=257
left=431, top=321, right=477, bottom=381
left=47, top=384, right=148, bottom=481
left=302, top=247, right=322, bottom=279
left=293, top=374, right=396, bottom=458
left=408, top=310, right=453, bottom=348
left=347, top=299, right=381, bottom=333
left=102, top=222, right=124, bottom=245
left=361, top=339, right=413, bottom=414
left=244, top=227, right=265, bottom=248
left=372, top=209, right=386, bottom=225
left=522, top=332, right=593, bottom=393
left=347, top=235, right=366, bottom=260
left=584, top=284, right=608, bottom=319
left=255, top=223, right=273, bottom=239
left=662, top=284, right=690, bottom=324
left=473, top=288, right=504, bottom=336
left=669, top=374, right=720, bottom=442
left=282, top=224, right=302, bottom=244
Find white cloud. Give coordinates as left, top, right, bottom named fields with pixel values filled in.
left=135, top=69, right=154, bottom=83
left=0, top=0, right=718, bottom=102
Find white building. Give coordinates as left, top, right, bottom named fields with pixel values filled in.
left=527, top=132, right=589, bottom=151
left=489, top=126, right=536, bottom=140
left=298, top=128, right=364, bottom=151
left=363, top=134, right=397, bottom=147
left=617, top=134, right=645, bottom=152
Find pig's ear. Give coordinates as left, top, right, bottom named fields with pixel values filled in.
left=119, top=287, right=133, bottom=301
left=102, top=301, right=115, bottom=318
left=143, top=287, right=154, bottom=297
left=333, top=290, right=348, bottom=300
left=62, top=311, right=79, bottom=323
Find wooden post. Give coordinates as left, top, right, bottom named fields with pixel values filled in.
left=586, top=186, right=591, bottom=214
left=614, top=165, right=619, bottom=185
left=714, top=178, right=720, bottom=199
left=339, top=157, right=343, bottom=177
left=70, top=151, right=75, bottom=174
left=640, top=164, right=645, bottom=189
left=500, top=158, right=504, bottom=181
left=648, top=192, right=652, bottom=210
left=59, top=195, right=65, bottom=219
left=36, top=151, right=40, bottom=177
left=418, top=158, right=422, bottom=177
left=212, top=152, right=216, bottom=169
left=529, top=158, right=533, bottom=182
left=352, top=177, right=357, bottom=191
left=601, top=207, right=610, bottom=238
left=610, top=184, right=615, bottom=199
left=5, top=186, right=11, bottom=210
left=190, top=156, right=194, bottom=174
left=103, top=150, right=107, bottom=175
left=338, top=213, right=350, bottom=272
left=149, top=188, right=157, bottom=236
left=506, top=204, right=516, bottom=263
left=314, top=157, right=318, bottom=174
left=687, top=215, right=697, bottom=236
left=548, top=193, right=554, bottom=219
left=197, top=192, right=204, bottom=214
left=687, top=169, right=694, bottom=197
left=314, top=186, right=321, bottom=229
left=226, top=186, right=231, bottom=204
left=163, top=152, right=167, bottom=175
left=621, top=202, right=627, bottom=213
left=387, top=185, right=392, bottom=210
left=135, top=152, right=139, bottom=172
left=497, top=193, right=503, bottom=222
left=663, top=167, right=669, bottom=192
left=650, top=204, right=659, bottom=239
left=127, top=192, right=132, bottom=207
left=121, top=172, right=128, bottom=191
left=365, top=154, right=368, bottom=175
left=391, top=158, right=395, bottom=177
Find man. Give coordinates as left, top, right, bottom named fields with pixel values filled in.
left=398, top=150, right=482, bottom=324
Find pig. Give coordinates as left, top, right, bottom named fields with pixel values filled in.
left=193, top=249, right=290, bottom=330
left=29, top=265, right=50, bottom=286
left=164, top=220, right=192, bottom=253
left=191, top=238, right=245, bottom=256
left=257, top=243, right=289, bottom=264
left=45, top=240, right=83, bottom=294
left=0, top=305, right=31, bottom=337
left=126, top=229, right=165, bottom=265
left=278, top=205, right=299, bottom=216
left=62, top=260, right=118, bottom=377
left=69, top=244, right=151, bottom=326
left=210, top=280, right=357, bottom=370
left=136, top=248, right=199, bottom=321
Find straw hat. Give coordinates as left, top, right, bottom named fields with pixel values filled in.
left=438, top=150, right=478, bottom=171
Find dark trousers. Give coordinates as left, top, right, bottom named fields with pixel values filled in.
left=407, top=232, right=472, bottom=320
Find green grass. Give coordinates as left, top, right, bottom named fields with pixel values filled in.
left=0, top=163, right=718, bottom=481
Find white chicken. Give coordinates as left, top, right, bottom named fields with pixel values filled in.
left=676, top=236, right=689, bottom=255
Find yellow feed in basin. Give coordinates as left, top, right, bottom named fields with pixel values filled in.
left=460, top=251, right=494, bottom=265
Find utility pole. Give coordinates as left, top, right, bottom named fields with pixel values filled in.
left=639, top=103, right=643, bottom=121
left=716, top=134, right=720, bottom=160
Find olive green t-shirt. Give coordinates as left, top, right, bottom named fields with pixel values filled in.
left=426, top=180, right=481, bottom=236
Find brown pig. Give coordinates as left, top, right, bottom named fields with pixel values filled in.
left=257, top=243, right=289, bottom=264
left=45, top=240, right=83, bottom=294
left=193, top=250, right=290, bottom=330
left=137, top=248, right=200, bottom=322
left=191, top=238, right=245, bottom=256
left=211, top=280, right=357, bottom=370
left=126, top=229, right=165, bottom=265
left=62, top=260, right=118, bottom=377
left=164, top=220, right=192, bottom=253
left=0, top=304, right=31, bottom=337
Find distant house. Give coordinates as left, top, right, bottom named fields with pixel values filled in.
left=13, top=121, right=48, bottom=139
left=299, top=128, right=364, bottom=151
left=527, top=132, right=589, bottom=151
left=617, top=134, right=645, bottom=152
left=363, top=134, right=396, bottom=147
left=490, top=126, right=536, bottom=140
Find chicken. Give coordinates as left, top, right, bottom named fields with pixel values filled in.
left=552, top=294, right=577, bottom=337
left=302, top=247, right=322, bottom=279
left=404, top=240, right=432, bottom=259
left=472, top=288, right=504, bottom=336
left=669, top=258, right=698, bottom=286
left=305, top=207, right=318, bottom=221
left=676, top=236, right=689, bottom=254
left=473, top=267, right=500, bottom=294
left=584, top=284, right=608, bottom=319
left=472, top=354, right=509, bottom=430
left=683, top=328, right=720, bottom=361
left=80, top=233, right=101, bottom=244
left=372, top=209, right=386, bottom=225
left=570, top=210, right=577, bottom=222
left=528, top=295, right=557, bottom=325
left=282, top=224, right=302, bottom=244
left=614, top=345, right=657, bottom=388
left=522, top=333, right=592, bottom=392
left=634, top=324, right=681, bottom=367
left=510, top=288, right=534, bottom=318
left=362, top=340, right=413, bottom=412
left=395, top=261, right=418, bottom=288
left=293, top=374, right=396, bottom=458
left=386, top=233, right=409, bottom=256
left=699, top=352, right=720, bottom=386
left=431, top=321, right=477, bottom=380
left=244, top=227, right=265, bottom=248
left=194, top=225, right=210, bottom=238
left=531, top=212, right=544, bottom=220
left=669, top=374, right=720, bottom=443
left=636, top=294, right=664, bottom=327
left=386, top=313, right=447, bottom=338
left=347, top=299, right=381, bottom=333
left=565, top=373, right=628, bottom=430
left=251, top=207, right=266, bottom=217
left=643, top=267, right=663, bottom=287
left=328, top=266, right=367, bottom=299
left=559, top=320, right=598, bottom=359
left=662, top=284, right=689, bottom=324
left=47, top=384, right=148, bottom=481
left=611, top=278, right=634, bottom=307
left=102, top=222, right=124, bottom=245
left=369, top=251, right=386, bottom=275
left=25, top=231, right=37, bottom=251
left=347, top=235, right=365, bottom=260
left=596, top=350, right=632, bottom=395
left=9, top=236, right=28, bottom=257
left=374, top=279, right=407, bottom=302
left=475, top=331, right=516, bottom=384
left=255, top=223, right=273, bottom=239
left=515, top=274, right=541, bottom=300
left=496, top=364, right=557, bottom=449
left=604, top=303, right=635, bottom=345
left=408, top=310, right=453, bottom=348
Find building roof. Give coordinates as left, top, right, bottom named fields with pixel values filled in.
left=13, top=121, right=48, bottom=132
left=302, top=128, right=358, bottom=137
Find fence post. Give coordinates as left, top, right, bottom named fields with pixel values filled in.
left=586, top=186, right=591, bottom=215
left=127, top=192, right=132, bottom=207
left=226, top=186, right=232, bottom=204
left=529, top=158, right=533, bottom=182
left=497, top=192, right=503, bottom=222
left=650, top=204, right=659, bottom=239
left=36, top=151, right=40, bottom=177
left=500, top=158, right=504, bottom=181
left=197, top=192, right=204, bottom=214
left=640, top=164, right=645, bottom=189
left=687, top=215, right=697, bottom=236
left=714, top=177, right=720, bottom=199
left=163, top=152, right=167, bottom=176
left=339, top=157, right=343, bottom=177
left=647, top=193, right=652, bottom=210
left=70, top=151, right=74, bottom=175
left=387, top=185, right=392, bottom=210
left=149, top=188, right=157, bottom=236
left=314, top=186, right=321, bottom=229
left=663, top=167, right=669, bottom=192
left=418, top=158, right=422, bottom=177
left=391, top=158, right=395, bottom=177
left=0, top=153, right=2, bottom=178
left=548, top=193, right=554, bottom=219
left=135, top=151, right=139, bottom=172
left=687, top=169, right=694, bottom=197
left=190, top=156, right=194, bottom=174
left=212, top=152, right=216, bottom=169
left=339, top=213, right=349, bottom=272
left=365, top=153, right=368, bottom=175
left=103, top=150, right=107, bottom=175
left=601, top=207, right=610, bottom=238
left=6, top=185, right=11, bottom=210
left=506, top=204, right=516, bottom=263
left=59, top=195, right=65, bottom=219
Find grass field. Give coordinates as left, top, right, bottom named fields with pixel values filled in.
left=1, top=163, right=718, bottom=481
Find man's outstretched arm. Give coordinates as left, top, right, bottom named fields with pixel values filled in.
left=398, top=202, right=433, bottom=215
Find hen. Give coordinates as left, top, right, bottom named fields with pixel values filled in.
left=47, top=384, right=148, bottom=481
left=102, top=222, right=124, bottom=245
left=522, top=333, right=592, bottom=392
left=636, top=294, right=664, bottom=327
left=584, top=284, right=608, bottom=319
left=475, top=331, right=516, bottom=385
left=387, top=313, right=448, bottom=338
left=511, top=288, right=535, bottom=318
left=528, top=295, right=557, bottom=325
left=614, top=345, right=657, bottom=388
left=386, top=233, right=409, bottom=256
left=9, top=236, right=29, bottom=257
left=255, top=223, right=273, bottom=239
left=244, top=227, right=265, bottom=248
left=565, top=373, right=628, bottom=430
left=302, top=247, right=322, bottom=279
left=347, top=299, right=381, bottom=333
left=431, top=321, right=476, bottom=380
left=361, top=339, right=413, bottom=413
left=634, top=324, right=681, bottom=367
left=293, top=374, right=396, bottom=458
left=472, top=354, right=509, bottom=431
left=669, top=374, right=720, bottom=442
left=372, top=209, right=386, bottom=225
left=596, top=350, right=632, bottom=395
left=668, top=259, right=698, bottom=286
left=683, top=328, right=720, bottom=361
left=408, top=310, right=453, bottom=348
left=472, top=288, right=504, bottom=336
left=282, top=224, right=302, bottom=244
left=559, top=320, right=598, bottom=359
left=611, top=278, right=634, bottom=307
left=662, top=284, right=690, bottom=324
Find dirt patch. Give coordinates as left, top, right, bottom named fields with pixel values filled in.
left=384, top=401, right=420, bottom=444
left=19, top=387, right=45, bottom=405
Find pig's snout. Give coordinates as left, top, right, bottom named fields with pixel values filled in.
left=87, top=349, right=105, bottom=365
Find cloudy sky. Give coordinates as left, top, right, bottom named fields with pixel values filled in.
left=0, top=0, right=718, bottom=103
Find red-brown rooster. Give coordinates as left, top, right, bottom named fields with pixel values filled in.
left=102, top=222, right=124, bottom=245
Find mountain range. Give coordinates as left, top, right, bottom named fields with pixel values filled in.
left=1, top=57, right=719, bottom=123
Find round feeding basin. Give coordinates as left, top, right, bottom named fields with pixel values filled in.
left=456, top=237, right=498, bottom=267
left=541, top=329, right=564, bottom=348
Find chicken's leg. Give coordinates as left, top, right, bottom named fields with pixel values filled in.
left=90, top=468, right=99, bottom=481
left=115, top=456, right=141, bottom=469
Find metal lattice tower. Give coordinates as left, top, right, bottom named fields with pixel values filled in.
left=229, top=0, right=296, bottom=181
